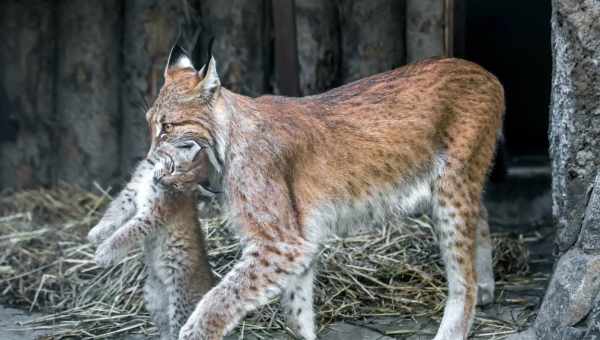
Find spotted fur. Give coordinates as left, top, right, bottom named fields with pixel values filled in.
left=147, top=49, right=504, bottom=340
left=88, top=141, right=215, bottom=339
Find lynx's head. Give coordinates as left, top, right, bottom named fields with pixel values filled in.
left=145, top=44, right=226, bottom=190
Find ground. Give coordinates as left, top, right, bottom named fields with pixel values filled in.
left=0, top=158, right=554, bottom=339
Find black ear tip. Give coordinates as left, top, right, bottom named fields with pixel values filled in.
left=206, top=37, right=216, bottom=62
left=207, top=37, right=215, bottom=55
left=168, top=44, right=190, bottom=67
left=200, top=37, right=216, bottom=78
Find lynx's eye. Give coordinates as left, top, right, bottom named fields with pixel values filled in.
left=158, top=123, right=173, bottom=140
left=177, top=140, right=200, bottom=150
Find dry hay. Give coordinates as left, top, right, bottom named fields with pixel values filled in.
left=0, top=185, right=538, bottom=339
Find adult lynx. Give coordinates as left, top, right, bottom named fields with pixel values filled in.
left=145, top=45, right=504, bottom=340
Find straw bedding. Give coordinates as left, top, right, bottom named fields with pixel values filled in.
left=0, top=185, right=537, bottom=339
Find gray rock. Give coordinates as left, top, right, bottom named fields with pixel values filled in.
left=506, top=328, right=538, bottom=340
left=534, top=249, right=600, bottom=339
left=549, top=0, right=600, bottom=253
left=319, top=322, right=394, bottom=340
left=579, top=173, right=600, bottom=252
left=0, top=306, right=44, bottom=340
left=526, top=2, right=600, bottom=339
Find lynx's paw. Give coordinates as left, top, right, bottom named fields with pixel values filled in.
left=94, top=240, right=128, bottom=268
left=178, top=306, right=215, bottom=340
left=178, top=320, right=205, bottom=340
left=477, top=281, right=495, bottom=306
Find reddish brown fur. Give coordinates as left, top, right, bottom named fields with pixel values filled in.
left=147, top=56, right=504, bottom=340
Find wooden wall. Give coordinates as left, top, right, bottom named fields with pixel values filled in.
left=0, top=0, right=449, bottom=191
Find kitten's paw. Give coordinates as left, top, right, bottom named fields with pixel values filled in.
left=153, top=155, right=174, bottom=183
left=87, top=221, right=114, bottom=245
left=157, top=173, right=178, bottom=187
left=153, top=167, right=170, bottom=184
left=94, top=242, right=127, bottom=268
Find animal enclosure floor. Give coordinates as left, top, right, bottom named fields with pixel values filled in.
left=0, top=162, right=554, bottom=339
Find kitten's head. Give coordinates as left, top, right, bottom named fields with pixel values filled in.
left=153, top=139, right=211, bottom=192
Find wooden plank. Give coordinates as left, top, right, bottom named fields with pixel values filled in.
left=338, top=0, right=406, bottom=83
left=406, top=0, right=445, bottom=63
left=198, top=0, right=269, bottom=97
left=444, top=0, right=454, bottom=57
left=296, top=0, right=340, bottom=95
left=120, top=0, right=188, bottom=176
left=0, top=0, right=56, bottom=190
left=55, top=0, right=122, bottom=188
left=271, top=0, right=301, bottom=96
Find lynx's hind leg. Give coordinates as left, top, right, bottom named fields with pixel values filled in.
left=432, top=169, right=482, bottom=340
left=281, top=269, right=316, bottom=340
left=475, top=204, right=494, bottom=306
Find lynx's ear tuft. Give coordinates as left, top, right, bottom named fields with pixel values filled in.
left=195, top=56, right=220, bottom=96
left=194, top=37, right=220, bottom=96
left=165, top=44, right=195, bottom=77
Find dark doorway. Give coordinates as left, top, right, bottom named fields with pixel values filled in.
left=465, top=1, right=552, bottom=158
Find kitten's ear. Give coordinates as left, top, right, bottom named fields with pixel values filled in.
left=164, top=44, right=195, bottom=78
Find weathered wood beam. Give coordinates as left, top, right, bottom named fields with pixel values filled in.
left=55, top=0, right=122, bottom=188
left=272, top=0, right=301, bottom=96
left=0, top=0, right=56, bottom=190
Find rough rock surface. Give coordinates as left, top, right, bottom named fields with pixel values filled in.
left=515, top=1, right=600, bottom=339
left=534, top=248, right=600, bottom=339
left=549, top=0, right=600, bottom=253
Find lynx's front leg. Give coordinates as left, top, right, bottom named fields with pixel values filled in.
left=281, top=269, right=316, bottom=340
left=179, top=170, right=317, bottom=340
left=179, top=242, right=315, bottom=340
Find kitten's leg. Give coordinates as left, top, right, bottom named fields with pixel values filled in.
left=475, top=204, right=495, bottom=306
left=179, top=242, right=316, bottom=340
left=95, top=212, right=159, bottom=267
left=88, top=159, right=153, bottom=244
left=167, top=271, right=196, bottom=339
left=87, top=186, right=137, bottom=245
left=165, top=230, right=216, bottom=339
left=144, top=271, right=171, bottom=340
left=281, top=269, right=316, bottom=340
